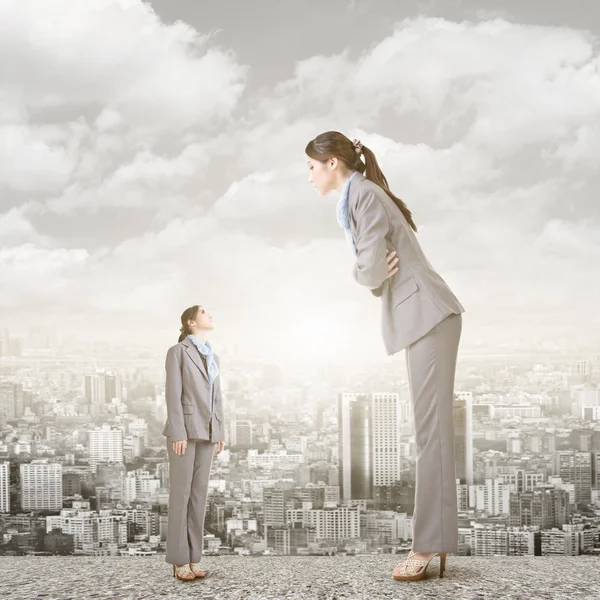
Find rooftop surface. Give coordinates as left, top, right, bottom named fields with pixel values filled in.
left=1, top=554, right=598, bottom=599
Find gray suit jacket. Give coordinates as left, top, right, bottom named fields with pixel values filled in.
left=162, top=337, right=225, bottom=442
left=348, top=173, right=465, bottom=355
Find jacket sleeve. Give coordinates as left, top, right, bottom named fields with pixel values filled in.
left=215, top=355, right=225, bottom=420
left=165, top=345, right=187, bottom=441
left=351, top=189, right=390, bottom=290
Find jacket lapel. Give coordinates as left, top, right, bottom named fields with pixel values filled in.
left=182, top=338, right=209, bottom=382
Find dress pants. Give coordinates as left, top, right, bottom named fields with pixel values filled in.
left=406, top=312, right=462, bottom=553
left=165, top=436, right=215, bottom=565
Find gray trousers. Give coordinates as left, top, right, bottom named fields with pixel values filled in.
left=406, top=312, right=462, bottom=553
left=166, top=437, right=215, bottom=564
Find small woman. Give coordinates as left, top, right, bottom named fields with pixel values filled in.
left=306, top=132, right=465, bottom=581
left=162, top=304, right=226, bottom=582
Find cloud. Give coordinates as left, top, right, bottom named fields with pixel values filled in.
left=0, top=124, right=77, bottom=192
left=0, top=0, right=247, bottom=135
left=0, top=213, right=375, bottom=358
left=0, top=0, right=247, bottom=203
left=1, top=9, right=599, bottom=353
left=0, top=205, right=49, bottom=246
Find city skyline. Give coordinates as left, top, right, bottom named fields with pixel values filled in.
left=1, top=0, right=599, bottom=361
left=1, top=342, right=599, bottom=560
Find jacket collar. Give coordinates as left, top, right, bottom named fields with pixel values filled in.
left=181, top=337, right=209, bottom=382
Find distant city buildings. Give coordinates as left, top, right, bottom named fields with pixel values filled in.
left=0, top=332, right=599, bottom=557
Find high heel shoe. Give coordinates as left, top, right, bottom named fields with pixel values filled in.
left=173, top=564, right=195, bottom=581
left=189, top=562, right=207, bottom=578
left=393, top=551, right=446, bottom=581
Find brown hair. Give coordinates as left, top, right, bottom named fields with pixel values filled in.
left=305, top=131, right=417, bottom=232
left=177, top=305, right=200, bottom=343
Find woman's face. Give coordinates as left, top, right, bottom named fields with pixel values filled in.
left=307, top=155, right=337, bottom=196
left=189, top=306, right=214, bottom=333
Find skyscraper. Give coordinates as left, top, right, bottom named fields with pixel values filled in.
left=0, top=461, right=9, bottom=512
left=20, top=460, right=62, bottom=510
left=454, top=392, right=473, bottom=485
left=372, top=393, right=402, bottom=487
left=230, top=420, right=253, bottom=446
left=0, top=381, right=24, bottom=420
left=89, top=425, right=123, bottom=470
left=553, top=451, right=594, bottom=505
left=263, top=483, right=294, bottom=527
left=338, top=393, right=373, bottom=501
left=84, top=371, right=122, bottom=414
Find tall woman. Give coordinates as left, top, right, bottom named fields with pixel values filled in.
left=162, top=304, right=226, bottom=581
left=306, top=132, right=465, bottom=581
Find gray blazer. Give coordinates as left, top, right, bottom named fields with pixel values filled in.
left=348, top=173, right=465, bottom=355
left=162, top=337, right=225, bottom=442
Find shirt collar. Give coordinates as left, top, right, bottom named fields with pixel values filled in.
left=187, top=334, right=210, bottom=349
left=340, top=171, right=357, bottom=203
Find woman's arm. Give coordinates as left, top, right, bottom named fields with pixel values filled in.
left=352, top=189, right=390, bottom=290
left=165, top=345, right=187, bottom=441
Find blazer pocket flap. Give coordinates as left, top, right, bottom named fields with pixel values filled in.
left=182, top=404, right=195, bottom=415
left=393, top=276, right=418, bottom=306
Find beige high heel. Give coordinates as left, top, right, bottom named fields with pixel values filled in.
left=189, top=562, right=207, bottom=578
left=393, top=551, right=446, bottom=581
left=173, top=564, right=195, bottom=581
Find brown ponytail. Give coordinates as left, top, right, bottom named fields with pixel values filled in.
left=305, top=131, right=417, bottom=232
left=177, top=305, right=200, bottom=342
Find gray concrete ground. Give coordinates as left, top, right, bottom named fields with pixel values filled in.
left=0, top=554, right=598, bottom=600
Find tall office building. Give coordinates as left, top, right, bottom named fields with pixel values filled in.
left=0, top=381, right=24, bottom=420
left=372, top=393, right=402, bottom=487
left=338, top=393, right=373, bottom=501
left=230, top=420, right=253, bottom=446
left=509, top=488, right=569, bottom=529
left=84, top=371, right=122, bottom=410
left=454, top=392, right=474, bottom=485
left=0, top=461, right=9, bottom=512
left=89, top=425, right=123, bottom=470
left=104, top=373, right=122, bottom=402
left=469, top=478, right=512, bottom=515
left=263, top=484, right=294, bottom=527
left=85, top=373, right=105, bottom=405
left=20, top=460, right=62, bottom=510
left=553, top=451, right=594, bottom=505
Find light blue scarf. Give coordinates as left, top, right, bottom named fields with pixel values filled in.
left=187, top=335, right=219, bottom=384
left=336, top=171, right=357, bottom=255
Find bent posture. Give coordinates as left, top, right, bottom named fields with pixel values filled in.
left=306, top=132, right=465, bottom=581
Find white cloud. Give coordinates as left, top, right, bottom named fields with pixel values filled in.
left=0, top=125, right=77, bottom=192
left=0, top=206, right=49, bottom=246
left=0, top=0, right=247, bottom=134
left=0, top=0, right=247, bottom=200
left=2, top=11, right=599, bottom=352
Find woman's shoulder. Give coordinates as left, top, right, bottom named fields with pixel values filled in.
left=166, top=341, right=185, bottom=356
left=351, top=176, right=393, bottom=215
left=352, top=174, right=386, bottom=199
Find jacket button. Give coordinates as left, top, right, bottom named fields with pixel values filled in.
left=205, top=383, right=210, bottom=389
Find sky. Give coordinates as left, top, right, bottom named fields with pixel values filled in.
left=0, top=0, right=599, bottom=361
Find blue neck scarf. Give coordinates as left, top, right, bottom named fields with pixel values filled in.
left=187, top=335, right=219, bottom=384
left=336, top=171, right=357, bottom=255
